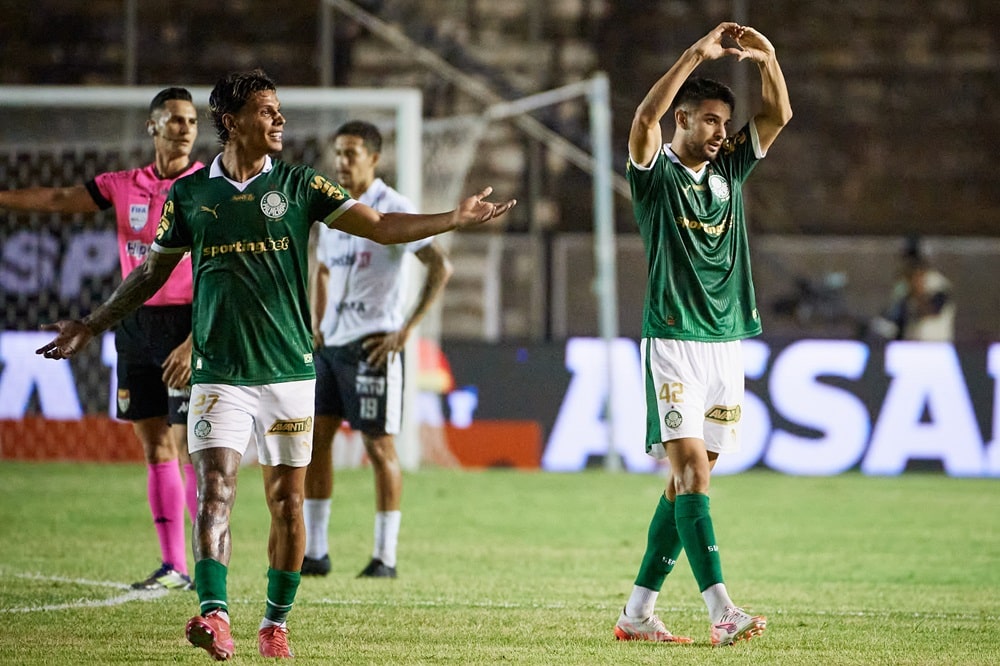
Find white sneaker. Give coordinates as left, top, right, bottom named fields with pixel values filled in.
left=614, top=608, right=693, bottom=643
left=710, top=606, right=766, bottom=646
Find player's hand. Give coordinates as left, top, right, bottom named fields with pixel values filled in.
left=453, top=186, right=516, bottom=229
left=730, top=25, right=776, bottom=64
left=35, top=320, right=95, bottom=360
left=362, top=330, right=407, bottom=368
left=691, top=22, right=746, bottom=62
left=161, top=335, right=192, bottom=389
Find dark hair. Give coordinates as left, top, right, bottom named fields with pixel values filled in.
left=671, top=77, right=736, bottom=114
left=334, top=120, right=383, bottom=155
left=149, top=87, right=193, bottom=116
left=208, top=68, right=277, bottom=144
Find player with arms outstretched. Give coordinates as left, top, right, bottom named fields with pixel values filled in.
left=613, top=23, right=791, bottom=646
left=36, top=69, right=515, bottom=661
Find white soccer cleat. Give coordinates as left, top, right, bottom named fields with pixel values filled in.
left=614, top=609, right=693, bottom=643
left=710, top=606, right=766, bottom=646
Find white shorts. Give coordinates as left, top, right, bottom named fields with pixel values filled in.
left=188, top=380, right=316, bottom=467
left=641, top=338, right=744, bottom=458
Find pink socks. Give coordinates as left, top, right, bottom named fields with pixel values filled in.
left=147, top=461, right=188, bottom=575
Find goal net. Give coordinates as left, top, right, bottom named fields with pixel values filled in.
left=0, top=85, right=486, bottom=468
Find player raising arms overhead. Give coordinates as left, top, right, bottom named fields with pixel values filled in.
left=0, top=88, right=202, bottom=591
left=36, top=68, right=515, bottom=661
left=613, top=23, right=791, bottom=646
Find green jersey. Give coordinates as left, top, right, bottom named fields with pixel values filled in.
left=627, top=121, right=763, bottom=342
left=153, top=156, right=354, bottom=385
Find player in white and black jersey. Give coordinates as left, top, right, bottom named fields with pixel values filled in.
left=302, top=121, right=453, bottom=579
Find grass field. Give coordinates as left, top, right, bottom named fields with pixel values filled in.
left=2, top=461, right=998, bottom=665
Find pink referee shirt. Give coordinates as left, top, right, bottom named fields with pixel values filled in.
left=90, top=162, right=203, bottom=306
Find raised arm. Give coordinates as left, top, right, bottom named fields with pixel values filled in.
left=0, top=184, right=100, bottom=215
left=629, top=22, right=744, bottom=167
left=329, top=186, right=515, bottom=245
left=737, top=26, right=793, bottom=152
left=35, top=249, right=182, bottom=360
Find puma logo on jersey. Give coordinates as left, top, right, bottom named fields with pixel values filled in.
left=200, top=204, right=221, bottom=219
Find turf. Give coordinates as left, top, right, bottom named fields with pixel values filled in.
left=1, top=461, right=998, bottom=664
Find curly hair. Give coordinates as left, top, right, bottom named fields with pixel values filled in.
left=208, top=68, right=277, bottom=144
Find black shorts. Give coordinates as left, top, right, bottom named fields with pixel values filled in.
left=314, top=336, right=404, bottom=436
left=114, top=304, right=192, bottom=424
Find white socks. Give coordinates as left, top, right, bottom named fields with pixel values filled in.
left=303, top=501, right=402, bottom=567
left=702, top=583, right=735, bottom=622
left=303, top=499, right=331, bottom=559
left=374, top=510, right=401, bottom=567
left=624, top=584, right=735, bottom=624
left=625, top=585, right=659, bottom=619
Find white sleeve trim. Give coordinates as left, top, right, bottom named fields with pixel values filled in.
left=150, top=241, right=190, bottom=254
left=628, top=144, right=664, bottom=172
left=749, top=118, right=766, bottom=159
left=321, top=198, right=359, bottom=226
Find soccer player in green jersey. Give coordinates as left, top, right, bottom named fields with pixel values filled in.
left=36, top=68, right=515, bottom=661
left=612, top=23, right=791, bottom=646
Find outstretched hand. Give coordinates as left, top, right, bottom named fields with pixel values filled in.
left=35, top=320, right=95, bottom=360
left=453, top=186, right=516, bottom=230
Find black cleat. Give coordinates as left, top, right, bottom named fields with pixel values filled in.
left=357, top=558, right=397, bottom=578
left=301, top=554, right=331, bottom=576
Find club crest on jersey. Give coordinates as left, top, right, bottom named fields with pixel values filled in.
left=708, top=174, right=730, bottom=201
left=128, top=203, right=148, bottom=231
left=260, top=191, right=289, bottom=218
left=193, top=419, right=212, bottom=438
left=664, top=409, right=683, bottom=429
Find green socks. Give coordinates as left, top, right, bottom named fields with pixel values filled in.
left=675, top=493, right=724, bottom=592
left=264, top=568, right=301, bottom=624
left=634, top=494, right=683, bottom=590
left=194, top=558, right=229, bottom=615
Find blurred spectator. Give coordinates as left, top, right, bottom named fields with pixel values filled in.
left=870, top=240, right=955, bottom=342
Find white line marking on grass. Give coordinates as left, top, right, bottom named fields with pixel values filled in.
left=0, top=572, right=168, bottom=614
left=14, top=572, right=133, bottom=589
left=302, top=598, right=999, bottom=622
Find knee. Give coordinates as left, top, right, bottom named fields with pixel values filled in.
left=362, top=434, right=398, bottom=468
left=267, top=487, right=305, bottom=523
left=671, top=466, right=711, bottom=495
left=199, top=469, right=237, bottom=508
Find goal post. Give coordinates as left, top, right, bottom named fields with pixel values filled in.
left=0, top=84, right=428, bottom=469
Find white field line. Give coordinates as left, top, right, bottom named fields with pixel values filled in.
left=3, top=573, right=996, bottom=624
left=300, top=598, right=999, bottom=622
left=0, top=572, right=168, bottom=613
